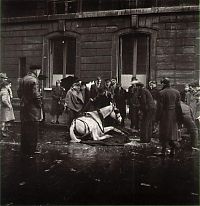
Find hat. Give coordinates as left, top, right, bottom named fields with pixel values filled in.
left=29, top=65, right=41, bottom=70
left=136, top=82, right=144, bottom=87
left=72, top=79, right=81, bottom=86
left=160, top=77, right=170, bottom=85
left=149, top=81, right=157, bottom=84
left=0, top=73, right=8, bottom=79
left=131, top=76, right=138, bottom=84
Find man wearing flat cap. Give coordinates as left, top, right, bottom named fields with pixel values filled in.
left=157, top=77, right=181, bottom=156
left=17, top=64, right=42, bottom=157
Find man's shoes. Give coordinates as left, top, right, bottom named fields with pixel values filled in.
left=56, top=120, right=59, bottom=124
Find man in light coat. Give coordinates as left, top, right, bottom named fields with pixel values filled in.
left=0, top=81, right=15, bottom=137
left=65, top=81, right=84, bottom=129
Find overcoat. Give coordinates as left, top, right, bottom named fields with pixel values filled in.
left=17, top=72, right=42, bottom=122
left=0, top=88, right=15, bottom=122
left=138, top=87, right=156, bottom=141
left=65, top=88, right=84, bottom=112
left=90, top=83, right=102, bottom=99
left=113, top=86, right=127, bottom=118
left=157, top=86, right=181, bottom=143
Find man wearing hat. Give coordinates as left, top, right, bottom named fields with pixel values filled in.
left=0, top=73, right=8, bottom=88
left=157, top=77, right=181, bottom=156
left=17, top=64, right=43, bottom=157
left=136, top=82, right=156, bottom=143
left=127, top=77, right=140, bottom=130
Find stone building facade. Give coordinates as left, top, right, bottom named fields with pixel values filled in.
left=1, top=0, right=199, bottom=97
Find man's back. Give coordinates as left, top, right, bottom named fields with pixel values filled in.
left=159, top=87, right=180, bottom=109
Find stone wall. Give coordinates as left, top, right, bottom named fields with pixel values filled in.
left=155, top=13, right=199, bottom=86
left=1, top=7, right=199, bottom=97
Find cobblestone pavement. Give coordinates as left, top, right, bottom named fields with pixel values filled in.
left=0, top=123, right=199, bottom=205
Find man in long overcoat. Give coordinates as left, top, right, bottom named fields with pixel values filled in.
left=136, top=82, right=156, bottom=143
left=157, top=77, right=181, bottom=156
left=17, top=65, right=42, bottom=156
left=0, top=81, right=15, bottom=137
left=127, top=78, right=140, bottom=130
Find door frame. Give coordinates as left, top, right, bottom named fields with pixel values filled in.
left=45, top=31, right=80, bottom=87
left=112, top=27, right=157, bottom=87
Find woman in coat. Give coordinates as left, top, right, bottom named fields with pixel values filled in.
left=157, top=78, right=181, bottom=156
left=0, top=81, right=15, bottom=137
left=50, top=80, right=66, bottom=124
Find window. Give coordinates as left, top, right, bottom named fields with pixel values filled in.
left=119, top=33, right=150, bottom=88
left=50, top=37, right=76, bottom=85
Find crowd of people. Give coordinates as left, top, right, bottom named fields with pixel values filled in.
left=0, top=64, right=200, bottom=157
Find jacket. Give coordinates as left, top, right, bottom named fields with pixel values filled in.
left=17, top=72, right=42, bottom=122
left=0, top=88, right=15, bottom=122
left=157, top=86, right=181, bottom=141
left=65, top=88, right=84, bottom=112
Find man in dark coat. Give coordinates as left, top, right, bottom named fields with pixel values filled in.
left=157, top=77, right=181, bottom=156
left=180, top=101, right=198, bottom=148
left=90, top=76, right=102, bottom=99
left=50, top=80, right=66, bottom=124
left=136, top=82, right=156, bottom=143
left=113, top=83, right=127, bottom=126
left=92, top=87, right=112, bottom=126
left=17, top=65, right=42, bottom=156
left=127, top=77, right=140, bottom=130
left=148, top=81, right=160, bottom=133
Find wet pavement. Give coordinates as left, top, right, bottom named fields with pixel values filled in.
left=0, top=124, right=199, bottom=205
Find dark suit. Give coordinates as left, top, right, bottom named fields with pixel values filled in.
left=128, top=85, right=140, bottom=130
left=113, top=86, right=127, bottom=126
left=138, top=88, right=156, bottom=142
left=90, top=83, right=101, bottom=99
left=17, top=71, right=42, bottom=155
left=157, top=86, right=181, bottom=151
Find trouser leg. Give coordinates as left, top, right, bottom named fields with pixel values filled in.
left=140, top=110, right=154, bottom=143
left=169, top=140, right=176, bottom=156
left=21, top=121, right=39, bottom=155
left=184, top=118, right=198, bottom=148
